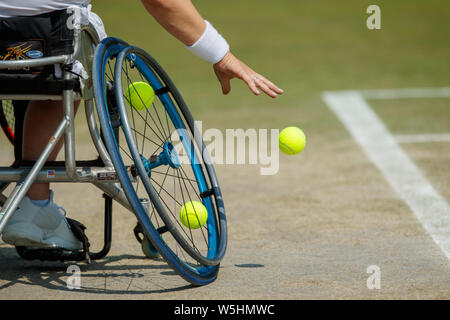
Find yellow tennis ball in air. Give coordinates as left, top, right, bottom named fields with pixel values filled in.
left=279, top=126, right=306, bottom=155
left=179, top=201, right=208, bottom=229
left=125, top=81, right=154, bottom=110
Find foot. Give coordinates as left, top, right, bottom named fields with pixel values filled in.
left=2, top=191, right=82, bottom=251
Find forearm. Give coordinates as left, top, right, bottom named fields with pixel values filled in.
left=141, top=0, right=283, bottom=97
left=141, top=0, right=205, bottom=46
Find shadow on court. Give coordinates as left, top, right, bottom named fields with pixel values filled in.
left=0, top=246, right=193, bottom=296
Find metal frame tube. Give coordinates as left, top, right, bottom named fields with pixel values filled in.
left=63, top=71, right=77, bottom=180
left=0, top=95, right=67, bottom=101
left=93, top=182, right=132, bottom=212
left=0, top=55, right=68, bottom=70
left=0, top=167, right=120, bottom=183
left=0, top=118, right=69, bottom=234
left=84, top=99, right=113, bottom=167
left=0, top=23, right=137, bottom=237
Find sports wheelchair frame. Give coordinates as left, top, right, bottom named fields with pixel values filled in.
left=0, top=23, right=227, bottom=286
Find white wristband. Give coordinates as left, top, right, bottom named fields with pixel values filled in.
left=186, top=20, right=230, bottom=64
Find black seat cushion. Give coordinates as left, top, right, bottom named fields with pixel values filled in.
left=0, top=10, right=78, bottom=95
left=0, top=10, right=74, bottom=57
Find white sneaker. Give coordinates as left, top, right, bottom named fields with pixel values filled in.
left=2, top=191, right=82, bottom=251
left=2, top=195, right=47, bottom=247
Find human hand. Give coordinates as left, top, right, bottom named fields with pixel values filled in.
left=213, top=52, right=284, bottom=98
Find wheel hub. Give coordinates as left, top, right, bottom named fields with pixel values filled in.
left=141, top=142, right=180, bottom=174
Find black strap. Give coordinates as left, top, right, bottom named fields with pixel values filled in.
left=155, top=87, right=169, bottom=96
left=66, top=218, right=91, bottom=263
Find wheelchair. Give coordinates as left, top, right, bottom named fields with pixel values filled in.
left=0, top=18, right=227, bottom=286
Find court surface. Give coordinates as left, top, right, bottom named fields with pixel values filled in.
left=0, top=0, right=449, bottom=299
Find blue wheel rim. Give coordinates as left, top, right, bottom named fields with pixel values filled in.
left=93, top=38, right=220, bottom=284
left=129, top=52, right=219, bottom=259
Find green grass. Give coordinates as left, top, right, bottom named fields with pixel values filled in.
left=2, top=1, right=449, bottom=150
left=92, top=0, right=450, bottom=136
left=370, top=98, right=450, bottom=134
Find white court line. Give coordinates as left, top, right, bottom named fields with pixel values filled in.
left=395, top=133, right=450, bottom=143
left=358, top=87, right=450, bottom=100
left=322, top=90, right=450, bottom=259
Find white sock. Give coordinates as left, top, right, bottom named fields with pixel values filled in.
left=31, top=198, right=50, bottom=207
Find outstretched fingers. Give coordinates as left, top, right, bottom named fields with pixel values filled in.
left=213, top=52, right=284, bottom=98
left=258, top=75, right=284, bottom=95
left=245, top=73, right=284, bottom=98
left=253, top=75, right=277, bottom=98
left=242, top=74, right=261, bottom=96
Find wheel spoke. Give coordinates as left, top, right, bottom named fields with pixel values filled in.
left=152, top=170, right=199, bottom=183
left=122, top=65, right=168, bottom=144
left=175, top=167, right=209, bottom=245
left=106, top=46, right=224, bottom=270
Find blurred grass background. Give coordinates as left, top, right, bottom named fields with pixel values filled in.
left=92, top=0, right=449, bottom=139
left=1, top=0, right=448, bottom=155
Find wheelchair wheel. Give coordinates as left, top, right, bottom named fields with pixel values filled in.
left=93, top=39, right=227, bottom=286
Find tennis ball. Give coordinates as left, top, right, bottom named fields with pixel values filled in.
left=125, top=81, right=154, bottom=110
left=179, top=201, right=208, bottom=229
left=279, top=126, right=306, bottom=155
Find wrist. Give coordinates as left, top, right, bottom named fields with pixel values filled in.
left=213, top=51, right=233, bottom=67
left=186, top=20, right=230, bottom=64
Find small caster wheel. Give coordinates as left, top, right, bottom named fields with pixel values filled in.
left=141, top=236, right=160, bottom=259
left=133, top=223, right=160, bottom=259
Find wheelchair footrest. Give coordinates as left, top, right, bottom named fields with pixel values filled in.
left=15, top=246, right=88, bottom=263
left=15, top=218, right=91, bottom=263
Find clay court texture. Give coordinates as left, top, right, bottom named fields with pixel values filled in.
left=0, top=0, right=449, bottom=299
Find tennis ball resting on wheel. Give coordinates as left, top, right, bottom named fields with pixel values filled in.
left=180, top=201, right=208, bottom=229
left=279, top=126, right=306, bottom=155
left=125, top=81, right=155, bottom=110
